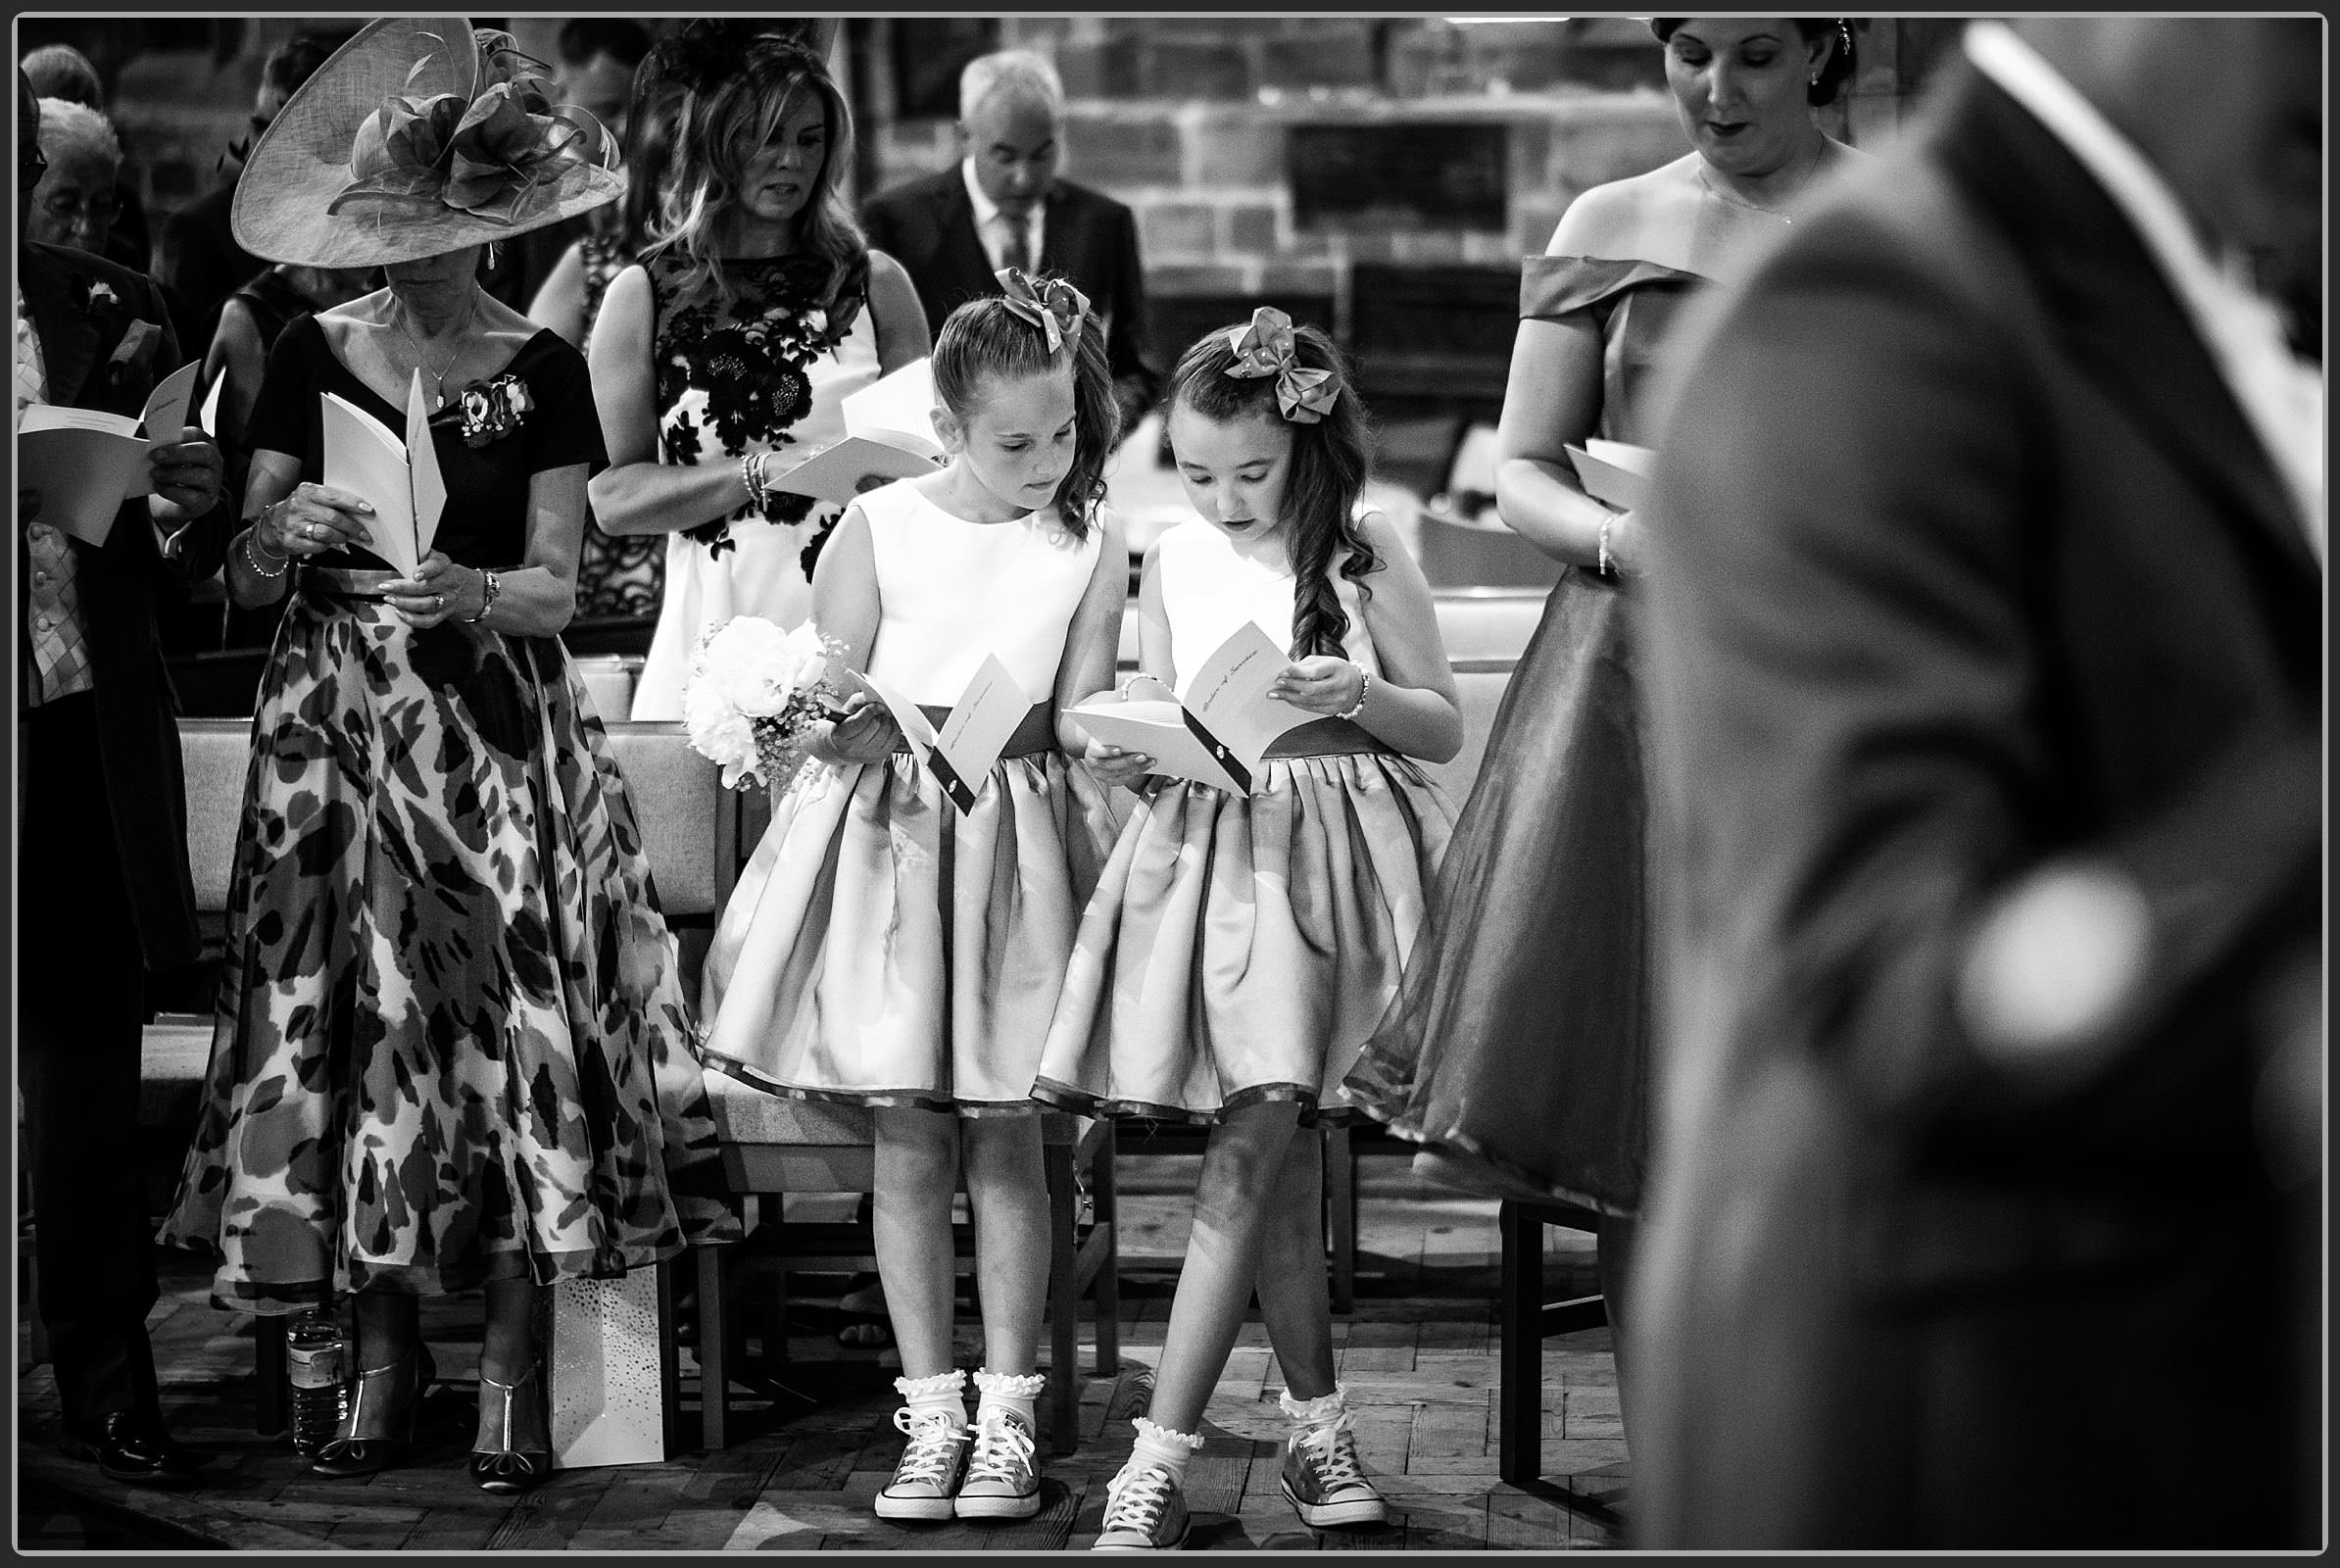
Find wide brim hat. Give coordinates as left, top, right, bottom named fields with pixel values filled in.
left=233, top=16, right=621, bottom=270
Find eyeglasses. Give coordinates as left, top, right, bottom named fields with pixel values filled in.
left=18, top=147, right=46, bottom=182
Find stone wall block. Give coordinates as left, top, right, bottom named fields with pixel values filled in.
left=1186, top=111, right=1286, bottom=189
left=1138, top=200, right=1219, bottom=260
left=1145, top=40, right=1254, bottom=101
left=1063, top=112, right=1186, bottom=188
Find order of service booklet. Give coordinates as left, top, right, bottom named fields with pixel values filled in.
left=319, top=370, right=448, bottom=579
left=1564, top=438, right=1656, bottom=514
left=852, top=652, right=1035, bottom=814
left=1069, top=620, right=1318, bottom=796
left=16, top=360, right=201, bottom=547
left=766, top=357, right=949, bottom=506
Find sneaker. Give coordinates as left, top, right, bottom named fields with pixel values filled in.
left=874, top=1406, right=969, bottom=1522
left=1093, top=1463, right=1191, bottom=1551
left=956, top=1408, right=1043, bottom=1521
left=1278, top=1415, right=1388, bottom=1529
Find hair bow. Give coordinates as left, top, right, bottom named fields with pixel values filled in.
left=996, top=268, right=1090, bottom=356
left=1223, top=307, right=1339, bottom=424
left=330, top=30, right=616, bottom=226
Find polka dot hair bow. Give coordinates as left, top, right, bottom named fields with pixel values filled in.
left=1224, top=306, right=1339, bottom=424
left=996, top=268, right=1091, bottom=355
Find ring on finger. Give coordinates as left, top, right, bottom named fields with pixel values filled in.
left=433, top=593, right=444, bottom=612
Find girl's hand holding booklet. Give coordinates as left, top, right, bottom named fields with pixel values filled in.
left=1071, top=621, right=1320, bottom=796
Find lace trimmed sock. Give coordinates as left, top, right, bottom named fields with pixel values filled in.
left=1280, top=1383, right=1348, bottom=1435
left=972, top=1368, right=1047, bottom=1430
left=894, top=1367, right=970, bottom=1432
left=1116, top=1413, right=1205, bottom=1492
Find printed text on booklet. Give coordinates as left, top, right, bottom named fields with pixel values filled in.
left=1071, top=620, right=1320, bottom=796
left=852, top=653, right=1034, bottom=814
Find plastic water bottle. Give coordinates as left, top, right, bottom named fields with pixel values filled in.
left=286, top=1306, right=349, bottom=1455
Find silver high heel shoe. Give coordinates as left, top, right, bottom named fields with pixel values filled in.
left=469, top=1362, right=552, bottom=1494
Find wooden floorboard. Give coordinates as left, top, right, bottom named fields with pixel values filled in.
left=18, top=1152, right=1622, bottom=1549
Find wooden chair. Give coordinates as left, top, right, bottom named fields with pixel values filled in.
left=694, top=1075, right=1120, bottom=1455
left=1496, top=1199, right=1608, bottom=1486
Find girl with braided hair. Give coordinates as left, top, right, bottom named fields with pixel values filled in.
left=1034, top=313, right=1461, bottom=1550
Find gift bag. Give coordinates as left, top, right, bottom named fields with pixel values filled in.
left=546, top=1270, right=666, bottom=1469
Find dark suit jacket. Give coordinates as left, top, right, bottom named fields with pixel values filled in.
left=860, top=167, right=1161, bottom=422
left=20, top=240, right=232, bottom=972
left=1634, top=63, right=2319, bottom=1548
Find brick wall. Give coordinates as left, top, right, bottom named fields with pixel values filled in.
left=863, top=17, right=1955, bottom=322
left=95, top=17, right=1963, bottom=289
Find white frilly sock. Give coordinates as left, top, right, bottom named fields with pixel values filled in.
left=1115, top=1413, right=1205, bottom=1493
left=894, top=1367, right=969, bottom=1432
left=972, top=1367, right=1047, bottom=1429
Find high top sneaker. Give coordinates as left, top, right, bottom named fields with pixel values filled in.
left=1093, top=1461, right=1191, bottom=1550
left=1278, top=1403, right=1388, bottom=1529
left=875, top=1404, right=970, bottom=1521
left=956, top=1406, right=1043, bottom=1520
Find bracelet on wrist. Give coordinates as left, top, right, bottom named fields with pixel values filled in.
left=741, top=450, right=770, bottom=511
left=463, top=568, right=502, bottom=623
left=241, top=527, right=289, bottom=578
left=1335, top=665, right=1372, bottom=723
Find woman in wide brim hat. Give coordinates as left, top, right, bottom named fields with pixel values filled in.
left=160, top=16, right=735, bottom=1495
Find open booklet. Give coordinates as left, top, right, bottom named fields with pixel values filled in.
left=851, top=653, right=1035, bottom=815
left=1564, top=438, right=1655, bottom=514
left=16, top=360, right=201, bottom=546
left=1068, top=620, right=1318, bottom=796
left=766, top=357, right=949, bottom=507
left=320, top=369, right=448, bottom=578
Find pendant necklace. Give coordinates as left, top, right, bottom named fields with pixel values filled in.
left=1699, top=140, right=1826, bottom=225
left=392, top=286, right=481, bottom=409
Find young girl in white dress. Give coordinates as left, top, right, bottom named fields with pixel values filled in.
left=1036, top=312, right=1463, bottom=1549
left=699, top=271, right=1135, bottom=1523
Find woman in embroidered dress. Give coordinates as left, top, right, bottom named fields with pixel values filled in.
left=159, top=19, right=734, bottom=1495
left=1341, top=17, right=1862, bottom=1432
left=587, top=22, right=929, bottom=720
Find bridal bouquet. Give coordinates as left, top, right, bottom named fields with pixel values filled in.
left=682, top=616, right=842, bottom=790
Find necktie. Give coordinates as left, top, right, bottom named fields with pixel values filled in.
left=1000, top=214, right=1032, bottom=277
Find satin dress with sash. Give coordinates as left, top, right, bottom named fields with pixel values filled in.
left=699, top=478, right=1122, bottom=1112
left=1340, top=251, right=1705, bottom=1214
left=1036, top=516, right=1457, bottom=1123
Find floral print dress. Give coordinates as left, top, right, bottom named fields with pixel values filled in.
left=160, top=317, right=736, bottom=1310
left=627, top=251, right=882, bottom=718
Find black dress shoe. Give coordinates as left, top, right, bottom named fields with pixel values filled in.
left=59, top=1414, right=208, bottom=1488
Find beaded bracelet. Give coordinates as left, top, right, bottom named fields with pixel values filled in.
left=241, top=528, right=289, bottom=578
left=1336, top=665, right=1372, bottom=722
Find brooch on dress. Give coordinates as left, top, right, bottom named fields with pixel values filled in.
left=456, top=373, right=534, bottom=448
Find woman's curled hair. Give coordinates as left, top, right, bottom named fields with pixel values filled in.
left=1170, top=321, right=1378, bottom=662
left=931, top=285, right=1121, bottom=536
left=644, top=24, right=868, bottom=317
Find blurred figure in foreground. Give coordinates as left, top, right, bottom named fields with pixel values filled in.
left=1635, top=17, right=2320, bottom=1549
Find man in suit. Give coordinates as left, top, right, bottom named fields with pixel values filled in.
left=17, top=67, right=230, bottom=1487
left=861, top=48, right=1160, bottom=429
left=1633, top=19, right=2319, bottom=1548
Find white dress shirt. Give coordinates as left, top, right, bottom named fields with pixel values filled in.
left=961, top=157, right=1047, bottom=278
left=1966, top=22, right=2324, bottom=560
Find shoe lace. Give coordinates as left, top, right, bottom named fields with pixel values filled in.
left=1103, top=1464, right=1178, bottom=1532
left=891, top=1406, right=965, bottom=1487
left=967, top=1412, right=1035, bottom=1485
left=1292, top=1413, right=1367, bottom=1488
